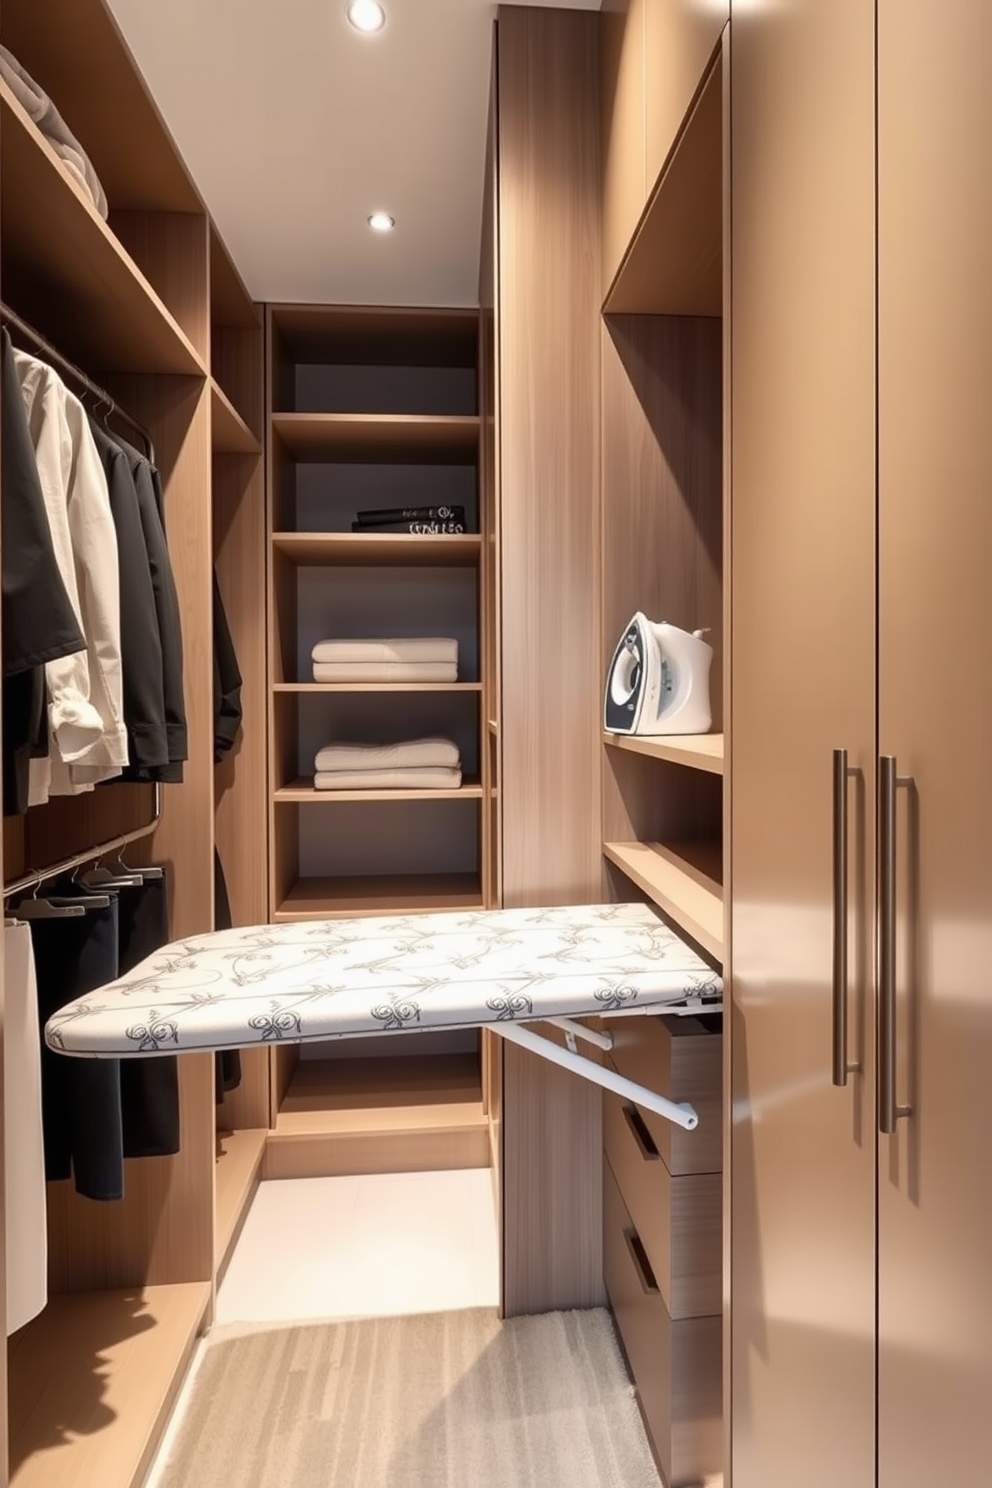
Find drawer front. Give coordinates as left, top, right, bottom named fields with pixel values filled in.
left=604, top=1090, right=721, bottom=1318
left=603, top=1159, right=723, bottom=1487
left=606, top=1013, right=722, bottom=1175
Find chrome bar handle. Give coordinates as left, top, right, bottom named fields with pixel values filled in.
left=832, top=750, right=850, bottom=1086
left=878, top=755, right=910, bottom=1133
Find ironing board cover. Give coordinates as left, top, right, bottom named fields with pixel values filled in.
left=43, top=902, right=722, bottom=1058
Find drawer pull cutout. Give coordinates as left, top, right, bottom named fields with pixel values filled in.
left=622, top=1103, right=661, bottom=1161
left=624, top=1227, right=660, bottom=1295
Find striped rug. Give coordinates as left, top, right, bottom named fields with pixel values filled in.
left=159, top=1306, right=662, bottom=1487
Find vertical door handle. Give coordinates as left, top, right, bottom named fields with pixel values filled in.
left=878, top=754, right=911, bottom=1133
left=832, top=749, right=858, bottom=1085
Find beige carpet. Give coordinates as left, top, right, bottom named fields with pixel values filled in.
left=159, top=1307, right=663, bottom=1487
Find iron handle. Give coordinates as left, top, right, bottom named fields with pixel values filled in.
left=878, top=754, right=911, bottom=1134
left=832, top=749, right=850, bottom=1086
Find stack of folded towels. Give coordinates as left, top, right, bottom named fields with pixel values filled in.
left=311, top=637, right=458, bottom=683
left=313, top=736, right=462, bottom=791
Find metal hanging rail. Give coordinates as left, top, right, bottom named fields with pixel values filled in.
left=0, top=301, right=156, bottom=463
left=3, top=786, right=162, bottom=900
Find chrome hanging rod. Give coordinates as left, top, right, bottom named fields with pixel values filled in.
left=3, top=785, right=162, bottom=900
left=0, top=302, right=156, bottom=464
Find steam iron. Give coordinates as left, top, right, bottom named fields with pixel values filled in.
left=604, top=612, right=713, bottom=736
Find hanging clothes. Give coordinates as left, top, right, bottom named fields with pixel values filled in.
left=12, top=349, right=127, bottom=802
left=116, top=874, right=181, bottom=1158
left=1, top=328, right=86, bottom=816
left=3, top=921, right=47, bottom=1334
left=117, top=440, right=187, bottom=783
left=28, top=893, right=124, bottom=1202
left=88, top=418, right=170, bottom=777
left=213, top=570, right=243, bottom=764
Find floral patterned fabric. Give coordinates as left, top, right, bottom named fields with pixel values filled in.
left=44, top=902, right=722, bottom=1059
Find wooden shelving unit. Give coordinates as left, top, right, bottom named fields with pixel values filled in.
left=272, top=531, right=482, bottom=567
left=273, top=681, right=482, bottom=694
left=604, top=839, right=723, bottom=961
left=0, top=80, right=205, bottom=375
left=8, top=1284, right=210, bottom=1488
left=211, top=377, right=261, bottom=454
left=603, top=731, right=724, bottom=774
left=272, top=412, right=480, bottom=460
left=214, top=1128, right=267, bottom=1272
left=273, top=873, right=484, bottom=922
left=264, top=1054, right=489, bottom=1180
left=274, top=778, right=482, bottom=803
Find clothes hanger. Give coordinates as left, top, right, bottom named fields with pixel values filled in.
left=12, top=879, right=110, bottom=919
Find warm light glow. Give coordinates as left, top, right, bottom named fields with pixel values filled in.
left=347, top=0, right=385, bottom=33
left=367, top=212, right=395, bottom=232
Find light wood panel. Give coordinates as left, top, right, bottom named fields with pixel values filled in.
left=600, top=0, right=646, bottom=295
left=605, top=1014, right=723, bottom=1177
left=273, top=682, right=482, bottom=695
left=607, top=49, right=723, bottom=315
left=603, top=840, right=723, bottom=961
left=271, top=532, right=481, bottom=568
left=214, top=1129, right=266, bottom=1274
left=272, top=413, right=480, bottom=460
left=209, top=227, right=258, bottom=330
left=644, top=2, right=727, bottom=200
left=498, top=4, right=602, bottom=909
left=0, top=82, right=205, bottom=376
left=8, top=1284, right=209, bottom=1488
left=501, top=1026, right=606, bottom=1317
left=604, top=731, right=724, bottom=774
left=110, top=211, right=210, bottom=363
left=211, top=381, right=261, bottom=454
left=274, top=779, right=483, bottom=804
left=273, top=873, right=484, bottom=921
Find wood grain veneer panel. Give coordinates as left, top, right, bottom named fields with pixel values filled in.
left=214, top=1128, right=266, bottom=1275
left=605, top=1014, right=723, bottom=1176
left=110, top=211, right=210, bottom=365
left=497, top=4, right=602, bottom=909
left=216, top=1051, right=271, bottom=1137
left=209, top=227, right=258, bottom=331
left=644, top=1, right=727, bottom=200
left=212, top=328, right=264, bottom=439
left=600, top=0, right=646, bottom=295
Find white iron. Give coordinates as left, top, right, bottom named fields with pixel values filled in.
left=604, top=612, right=713, bottom=736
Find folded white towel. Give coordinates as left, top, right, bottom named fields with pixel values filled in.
left=313, top=661, right=458, bottom=682
left=311, top=638, right=458, bottom=665
left=0, top=46, right=109, bottom=219
left=314, top=767, right=463, bottom=791
left=315, top=738, right=460, bottom=773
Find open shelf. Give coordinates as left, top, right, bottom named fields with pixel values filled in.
left=273, top=681, right=482, bottom=694
left=0, top=80, right=206, bottom=376
left=215, top=1127, right=267, bottom=1272
left=272, top=413, right=480, bottom=460
left=274, top=778, right=483, bottom=804
left=603, top=840, right=723, bottom=962
left=274, top=873, right=484, bottom=922
left=272, top=531, right=481, bottom=567
left=211, top=378, right=261, bottom=454
left=264, top=1053, right=489, bottom=1180
left=8, top=1283, right=210, bottom=1488
left=604, top=731, right=724, bottom=775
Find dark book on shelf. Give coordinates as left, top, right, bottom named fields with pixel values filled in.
left=354, top=505, right=466, bottom=527
left=350, top=520, right=467, bottom=534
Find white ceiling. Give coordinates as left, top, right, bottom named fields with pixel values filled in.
left=105, top=0, right=600, bottom=309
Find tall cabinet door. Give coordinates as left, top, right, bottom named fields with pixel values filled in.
left=877, top=4, right=992, bottom=1482
left=729, top=5, right=877, bottom=1486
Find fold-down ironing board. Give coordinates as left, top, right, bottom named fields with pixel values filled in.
left=43, top=903, right=722, bottom=1129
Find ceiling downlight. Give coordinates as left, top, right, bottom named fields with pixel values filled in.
left=347, top=1, right=386, bottom=34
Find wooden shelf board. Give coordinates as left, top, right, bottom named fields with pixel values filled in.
left=273, top=682, right=482, bottom=694
left=272, top=412, right=480, bottom=462
left=605, top=50, right=723, bottom=316
left=603, top=731, right=724, bottom=775
left=603, top=840, right=723, bottom=962
left=274, top=874, right=484, bottom=921
left=272, top=531, right=481, bottom=567
left=211, top=379, right=261, bottom=454
left=215, top=1127, right=266, bottom=1270
left=274, top=778, right=483, bottom=804
left=0, top=80, right=206, bottom=376
left=8, top=1282, right=210, bottom=1488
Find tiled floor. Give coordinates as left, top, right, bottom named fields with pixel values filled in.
left=143, top=1167, right=499, bottom=1488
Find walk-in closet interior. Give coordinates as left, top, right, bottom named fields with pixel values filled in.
left=0, top=1, right=988, bottom=1486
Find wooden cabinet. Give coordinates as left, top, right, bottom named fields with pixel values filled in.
left=730, top=2, right=992, bottom=1485
left=602, top=1016, right=722, bottom=1485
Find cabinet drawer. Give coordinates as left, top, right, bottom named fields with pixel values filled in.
left=603, top=1159, right=722, bottom=1486
left=605, top=1013, right=722, bottom=1175
left=604, top=1091, right=721, bottom=1318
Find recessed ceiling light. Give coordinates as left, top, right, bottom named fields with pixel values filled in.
left=368, top=212, right=395, bottom=232
left=347, top=1, right=385, bottom=33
